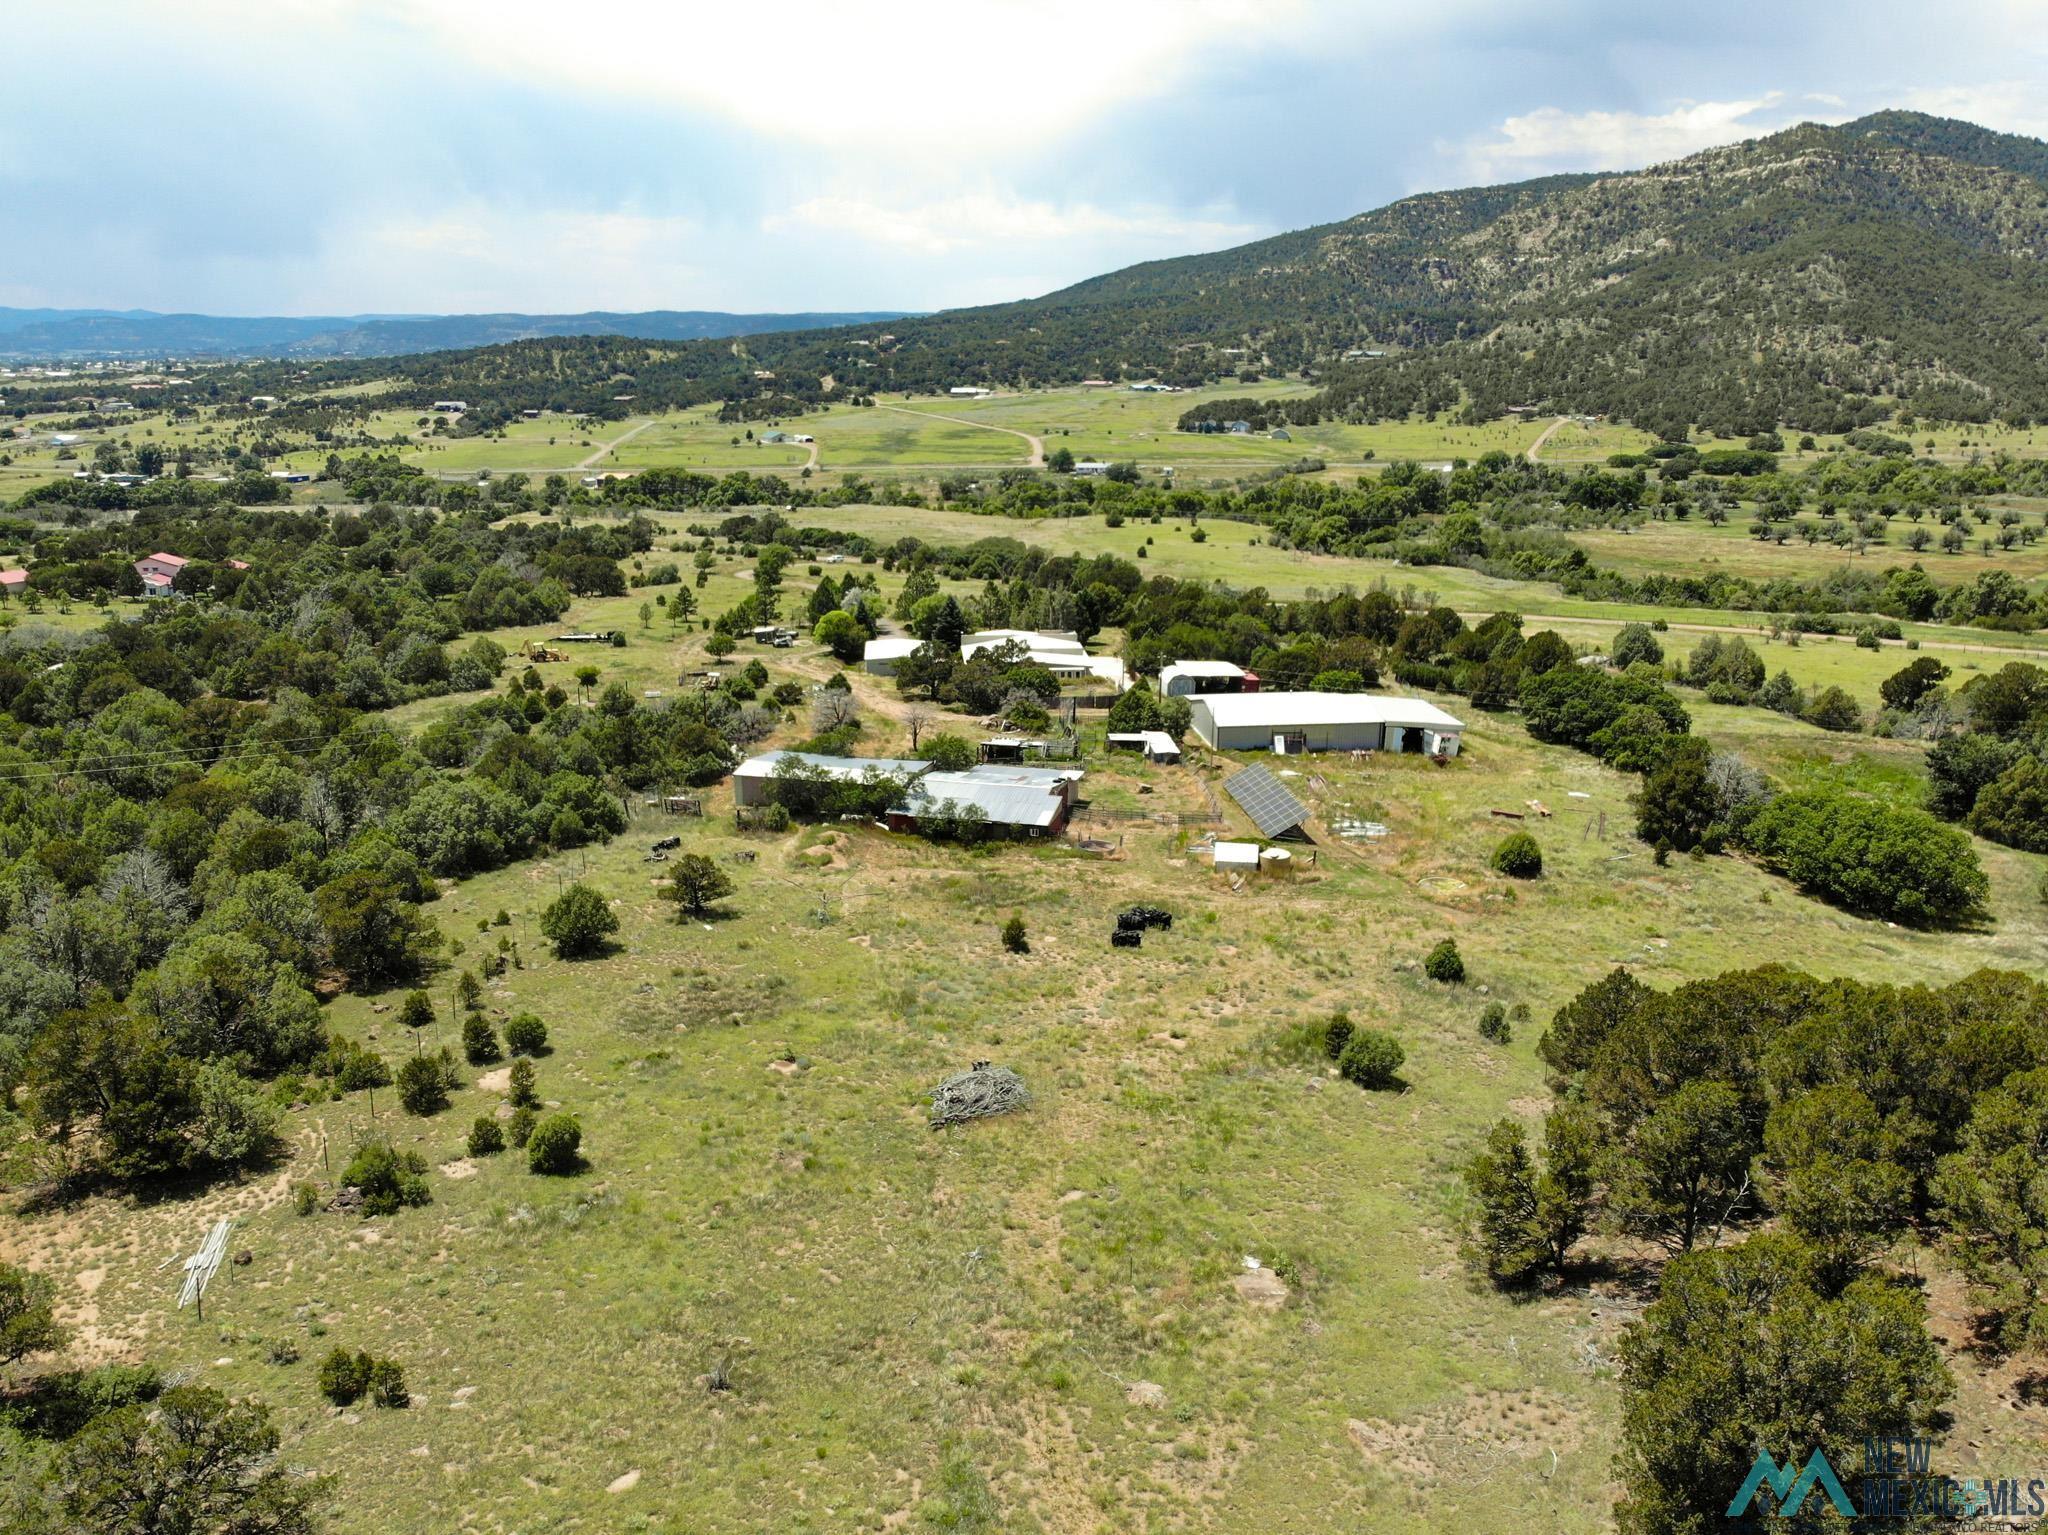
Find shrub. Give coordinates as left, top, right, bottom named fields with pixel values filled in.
left=318, top=1348, right=372, bottom=1405
left=397, top=990, right=434, bottom=1031
left=1479, top=1002, right=1511, bottom=1043
left=1739, top=789, right=1988, bottom=925
left=368, top=1357, right=409, bottom=1409
left=1802, top=685, right=1864, bottom=733
left=527, top=1113, right=583, bottom=1175
left=539, top=882, right=619, bottom=958
left=339, top=1139, right=430, bottom=1216
left=508, top=1057, right=539, bottom=1108
left=1881, top=656, right=1950, bottom=711
left=1610, top=622, right=1663, bottom=669
left=1490, top=832, right=1542, bottom=878
left=1636, top=736, right=1721, bottom=852
left=664, top=853, right=734, bottom=918
left=1000, top=915, right=1028, bottom=954
left=1967, top=757, right=2048, bottom=853
left=504, top=1013, right=548, bottom=1056
left=467, top=1116, right=504, bottom=1157
left=507, top=1106, right=538, bottom=1149
left=1423, top=938, right=1465, bottom=984
left=1323, top=1010, right=1355, bottom=1061
left=1337, top=1029, right=1406, bottom=1089
left=291, top=1181, right=320, bottom=1217
left=329, top=1041, right=391, bottom=1093
left=756, top=802, right=792, bottom=832
left=461, top=1014, right=501, bottom=1065
left=396, top=1053, right=451, bottom=1116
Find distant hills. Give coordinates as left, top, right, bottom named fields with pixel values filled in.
left=0, top=307, right=916, bottom=360
left=788, top=108, right=2048, bottom=437
left=29, top=110, right=2048, bottom=439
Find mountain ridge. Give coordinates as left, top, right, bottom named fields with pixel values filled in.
left=28, top=110, right=2048, bottom=439
left=0, top=307, right=918, bottom=360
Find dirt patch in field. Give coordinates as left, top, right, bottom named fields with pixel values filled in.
left=1346, top=1389, right=1586, bottom=1484
left=1232, top=1266, right=1290, bottom=1308
left=795, top=830, right=852, bottom=871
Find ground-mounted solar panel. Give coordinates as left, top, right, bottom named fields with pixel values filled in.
left=1224, top=763, right=1309, bottom=839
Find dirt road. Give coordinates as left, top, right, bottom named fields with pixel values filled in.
left=877, top=404, right=1044, bottom=468
left=577, top=419, right=654, bottom=471
left=1525, top=416, right=1569, bottom=463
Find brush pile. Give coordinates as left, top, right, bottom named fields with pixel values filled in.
left=928, top=1062, right=1030, bottom=1129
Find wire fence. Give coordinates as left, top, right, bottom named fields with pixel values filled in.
left=1069, top=805, right=1224, bottom=826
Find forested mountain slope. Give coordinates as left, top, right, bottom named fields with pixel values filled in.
left=78, top=112, right=2048, bottom=436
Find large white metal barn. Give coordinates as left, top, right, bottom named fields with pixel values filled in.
left=1187, top=692, right=1464, bottom=756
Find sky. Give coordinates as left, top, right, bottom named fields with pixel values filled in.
left=6, top=0, right=2048, bottom=317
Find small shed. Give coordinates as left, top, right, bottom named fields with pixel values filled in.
left=1213, top=841, right=1260, bottom=872
left=1107, top=730, right=1181, bottom=763
left=978, top=737, right=1037, bottom=764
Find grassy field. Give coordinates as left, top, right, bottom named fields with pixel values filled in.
left=789, top=504, right=2048, bottom=657
left=13, top=671, right=2048, bottom=1534
left=13, top=381, right=2048, bottom=497
left=1571, top=519, right=2048, bottom=584
left=922, top=384, right=1580, bottom=473
left=0, top=386, right=1654, bottom=497
left=8, top=528, right=2048, bottom=1533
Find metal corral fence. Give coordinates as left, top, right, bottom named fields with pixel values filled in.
left=1070, top=806, right=1225, bottom=826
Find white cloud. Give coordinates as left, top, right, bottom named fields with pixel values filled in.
left=1898, top=82, right=2048, bottom=140
left=765, top=192, right=1259, bottom=256
left=338, top=0, right=1289, bottom=158
left=284, top=205, right=714, bottom=312
left=1442, top=94, right=1825, bottom=184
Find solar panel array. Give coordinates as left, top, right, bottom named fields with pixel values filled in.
left=1224, top=764, right=1309, bottom=839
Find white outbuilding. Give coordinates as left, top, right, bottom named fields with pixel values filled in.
left=1107, top=730, right=1182, bottom=763
left=862, top=636, right=923, bottom=675
left=1159, top=659, right=1249, bottom=697
left=962, top=629, right=1127, bottom=691
left=1212, top=841, right=1261, bottom=872
left=1188, top=692, right=1464, bottom=756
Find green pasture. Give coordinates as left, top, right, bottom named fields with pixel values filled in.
left=13, top=668, right=2048, bottom=1533
left=10, top=512, right=2048, bottom=1531
left=787, top=504, right=2048, bottom=655
left=1572, top=517, right=2048, bottom=584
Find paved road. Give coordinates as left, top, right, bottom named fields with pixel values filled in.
left=1525, top=415, right=1570, bottom=464
left=577, top=418, right=654, bottom=471
left=876, top=403, right=1044, bottom=468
